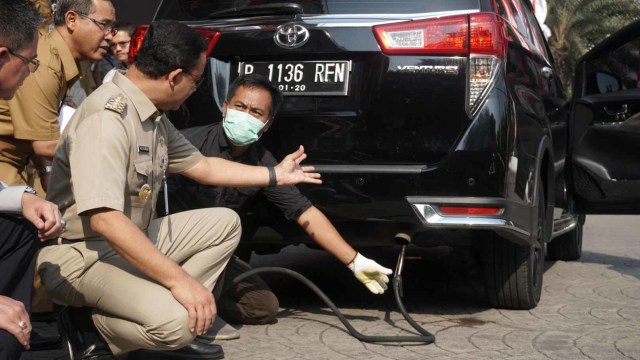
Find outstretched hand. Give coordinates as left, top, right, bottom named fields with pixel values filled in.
left=274, top=145, right=322, bottom=186
left=348, top=253, right=393, bottom=295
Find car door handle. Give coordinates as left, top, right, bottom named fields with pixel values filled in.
left=604, top=104, right=628, bottom=121
left=541, top=66, right=554, bottom=79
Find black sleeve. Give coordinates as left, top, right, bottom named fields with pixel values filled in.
left=158, top=124, right=223, bottom=215
left=159, top=172, right=222, bottom=215
left=260, top=150, right=312, bottom=220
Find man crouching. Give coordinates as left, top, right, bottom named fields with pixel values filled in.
left=37, top=20, right=321, bottom=360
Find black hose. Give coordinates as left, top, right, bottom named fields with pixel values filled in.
left=231, top=262, right=435, bottom=344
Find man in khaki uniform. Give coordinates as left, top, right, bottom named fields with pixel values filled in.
left=37, top=20, right=321, bottom=360
left=0, top=0, right=116, bottom=189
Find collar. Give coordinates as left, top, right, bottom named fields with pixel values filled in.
left=111, top=72, right=161, bottom=122
left=215, top=123, right=256, bottom=160
left=218, top=126, right=230, bottom=149
left=47, top=28, right=79, bottom=82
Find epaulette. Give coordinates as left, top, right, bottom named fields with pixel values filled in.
left=104, top=94, right=127, bottom=114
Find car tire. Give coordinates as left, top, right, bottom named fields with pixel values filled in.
left=482, top=178, right=546, bottom=310
left=547, top=214, right=584, bottom=261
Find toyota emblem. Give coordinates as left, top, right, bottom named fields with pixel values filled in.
left=274, top=23, right=309, bottom=49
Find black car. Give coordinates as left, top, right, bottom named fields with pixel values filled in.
left=139, top=0, right=639, bottom=310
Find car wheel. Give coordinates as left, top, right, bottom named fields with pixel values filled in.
left=547, top=214, right=584, bottom=261
left=482, top=179, right=546, bottom=310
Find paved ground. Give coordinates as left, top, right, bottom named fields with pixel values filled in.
left=22, top=215, right=640, bottom=359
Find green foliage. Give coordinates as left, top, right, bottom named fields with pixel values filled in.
left=546, top=0, right=640, bottom=93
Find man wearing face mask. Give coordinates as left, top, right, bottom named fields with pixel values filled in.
left=158, top=73, right=392, bottom=341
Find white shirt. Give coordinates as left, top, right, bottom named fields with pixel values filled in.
left=0, top=181, right=27, bottom=213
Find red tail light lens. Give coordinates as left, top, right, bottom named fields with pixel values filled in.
left=373, top=16, right=468, bottom=55
left=128, top=25, right=149, bottom=64
left=128, top=26, right=221, bottom=64
left=194, top=28, right=222, bottom=56
left=469, top=13, right=506, bottom=56
left=373, top=12, right=506, bottom=57
left=439, top=206, right=503, bottom=216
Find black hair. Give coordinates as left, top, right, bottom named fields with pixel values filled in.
left=53, top=0, right=107, bottom=26
left=113, top=21, right=136, bottom=37
left=0, top=0, right=42, bottom=51
left=133, top=20, right=207, bottom=79
left=227, top=74, right=284, bottom=118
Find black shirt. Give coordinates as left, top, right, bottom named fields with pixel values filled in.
left=158, top=123, right=312, bottom=221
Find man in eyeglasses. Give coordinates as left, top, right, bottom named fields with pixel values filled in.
left=0, top=0, right=116, bottom=193
left=37, top=19, right=321, bottom=360
left=0, top=1, right=66, bottom=359
left=0, top=0, right=116, bottom=353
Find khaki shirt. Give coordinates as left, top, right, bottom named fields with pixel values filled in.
left=29, top=0, right=53, bottom=34
left=0, top=28, right=78, bottom=185
left=47, top=72, right=203, bottom=239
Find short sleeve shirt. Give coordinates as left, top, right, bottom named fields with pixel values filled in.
left=47, top=72, right=203, bottom=239
left=160, top=123, right=312, bottom=221
left=0, top=28, right=78, bottom=185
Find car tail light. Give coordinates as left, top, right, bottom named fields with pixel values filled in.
left=373, top=17, right=468, bottom=55
left=467, top=13, right=506, bottom=115
left=373, top=12, right=506, bottom=116
left=439, top=206, right=503, bottom=216
left=195, top=28, right=222, bottom=56
left=128, top=25, right=221, bottom=65
left=128, top=25, right=149, bottom=64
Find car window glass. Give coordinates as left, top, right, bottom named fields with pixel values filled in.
left=179, top=0, right=479, bottom=18
left=509, top=0, right=535, bottom=50
left=585, top=38, right=640, bottom=95
left=496, top=0, right=516, bottom=24
left=519, top=0, right=549, bottom=60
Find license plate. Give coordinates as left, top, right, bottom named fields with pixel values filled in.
left=238, top=60, right=352, bottom=96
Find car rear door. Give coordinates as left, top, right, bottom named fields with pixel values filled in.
left=568, top=19, right=640, bottom=213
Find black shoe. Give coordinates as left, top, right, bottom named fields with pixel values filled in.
left=128, top=341, right=224, bottom=359
left=28, top=330, right=62, bottom=350
left=57, top=306, right=115, bottom=360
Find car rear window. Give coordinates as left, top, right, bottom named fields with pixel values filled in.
left=159, top=0, right=479, bottom=20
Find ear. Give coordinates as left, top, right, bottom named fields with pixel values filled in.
left=222, top=100, right=228, bottom=120
left=65, top=11, right=79, bottom=32
left=167, top=68, right=183, bottom=89
left=0, top=48, right=9, bottom=67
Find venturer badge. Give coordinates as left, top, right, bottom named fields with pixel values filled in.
left=138, top=184, right=151, bottom=204
left=104, top=94, right=127, bottom=114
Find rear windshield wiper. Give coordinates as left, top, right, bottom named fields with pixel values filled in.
left=208, top=3, right=304, bottom=19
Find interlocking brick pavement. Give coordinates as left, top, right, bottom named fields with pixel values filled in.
left=22, top=215, right=640, bottom=359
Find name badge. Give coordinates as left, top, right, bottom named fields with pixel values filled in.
left=138, top=145, right=150, bottom=153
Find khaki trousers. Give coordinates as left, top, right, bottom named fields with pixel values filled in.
left=37, top=208, right=241, bottom=355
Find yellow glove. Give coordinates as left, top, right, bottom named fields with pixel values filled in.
left=347, top=253, right=393, bottom=294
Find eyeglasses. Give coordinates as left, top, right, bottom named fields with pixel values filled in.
left=6, top=48, right=40, bottom=73
left=77, top=13, right=117, bottom=36
left=182, top=70, right=205, bottom=88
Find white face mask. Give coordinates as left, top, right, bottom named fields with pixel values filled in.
left=222, top=108, right=268, bottom=145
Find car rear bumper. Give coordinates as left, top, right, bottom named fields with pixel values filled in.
left=407, top=196, right=533, bottom=245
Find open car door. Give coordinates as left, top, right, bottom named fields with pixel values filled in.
left=568, top=19, right=640, bottom=214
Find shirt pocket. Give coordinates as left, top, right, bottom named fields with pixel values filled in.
left=132, top=159, right=153, bottom=208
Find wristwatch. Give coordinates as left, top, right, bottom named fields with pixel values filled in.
left=24, top=186, right=37, bottom=195
left=38, top=165, right=53, bottom=176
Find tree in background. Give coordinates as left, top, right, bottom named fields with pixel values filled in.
left=545, top=0, right=640, bottom=93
